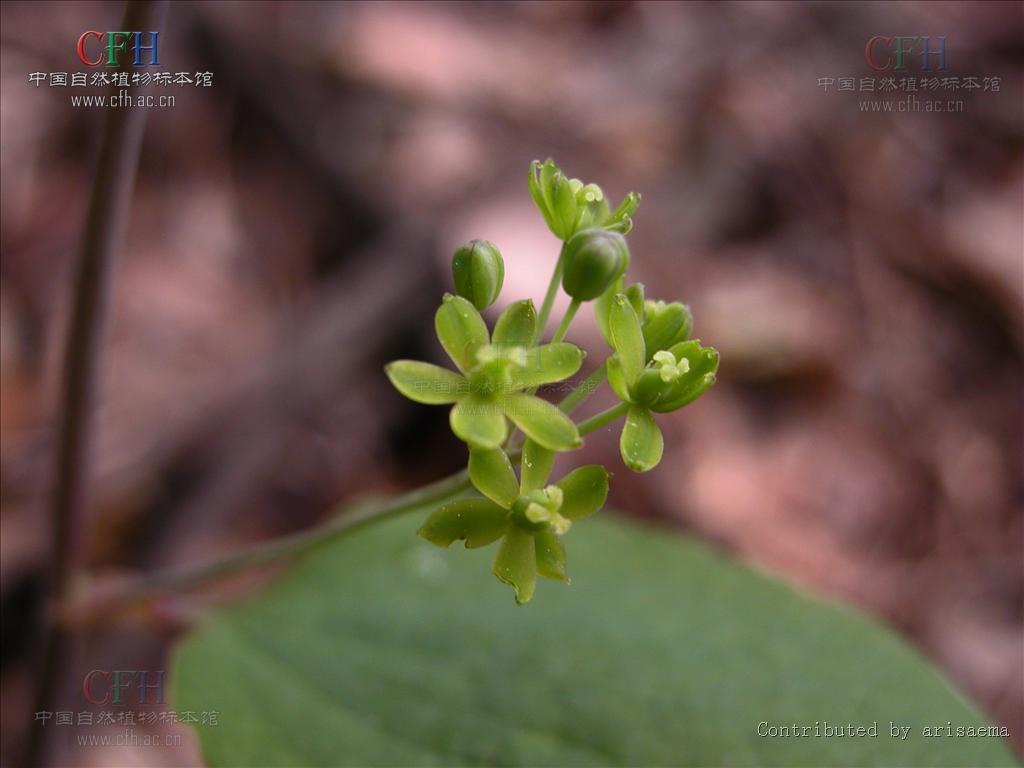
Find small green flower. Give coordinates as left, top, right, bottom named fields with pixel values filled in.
left=386, top=295, right=585, bottom=451
left=528, top=159, right=640, bottom=241
left=604, top=294, right=719, bottom=472
left=418, top=440, right=610, bottom=604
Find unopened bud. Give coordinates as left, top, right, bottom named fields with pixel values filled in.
left=452, top=240, right=504, bottom=310
left=561, top=228, right=630, bottom=301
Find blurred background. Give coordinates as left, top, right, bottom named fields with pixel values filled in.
left=1, top=1, right=1022, bottom=764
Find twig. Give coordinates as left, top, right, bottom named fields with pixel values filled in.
left=576, top=401, right=630, bottom=435
left=559, top=361, right=608, bottom=414
left=97, top=469, right=472, bottom=608
left=533, top=243, right=567, bottom=344
left=27, top=3, right=168, bottom=766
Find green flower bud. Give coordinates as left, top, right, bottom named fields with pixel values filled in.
left=561, top=228, right=630, bottom=301
left=642, top=300, right=693, bottom=356
left=452, top=240, right=504, bottom=310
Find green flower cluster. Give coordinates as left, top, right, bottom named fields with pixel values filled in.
left=386, top=159, right=719, bottom=604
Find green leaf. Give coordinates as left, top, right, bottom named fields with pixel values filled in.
left=608, top=293, right=645, bottom=386
left=468, top=448, right=519, bottom=508
left=620, top=405, right=663, bottom=472
left=492, top=526, right=536, bottom=604
left=384, top=360, right=467, bottom=404
left=555, top=465, right=610, bottom=520
left=435, top=294, right=489, bottom=374
left=502, top=393, right=581, bottom=452
left=492, top=299, right=537, bottom=348
left=417, top=498, right=509, bottom=548
left=173, top=514, right=1019, bottom=768
left=520, top=439, right=555, bottom=493
left=534, top=528, right=567, bottom=582
left=449, top=395, right=506, bottom=449
left=514, top=343, right=585, bottom=389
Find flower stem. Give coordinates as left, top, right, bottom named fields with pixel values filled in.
left=576, top=401, right=630, bottom=436
left=551, top=298, right=581, bottom=344
left=533, top=242, right=566, bottom=345
left=93, top=470, right=472, bottom=608
left=559, top=361, right=607, bottom=414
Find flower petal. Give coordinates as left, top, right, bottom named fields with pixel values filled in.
left=450, top=396, right=507, bottom=449
left=519, top=439, right=555, bottom=493
left=492, top=526, right=537, bottom=604
left=620, top=406, right=664, bottom=472
left=534, top=528, right=567, bottom=582
left=385, top=360, right=467, bottom=404
left=468, top=448, right=519, bottom=508
left=642, top=302, right=692, bottom=358
left=538, top=160, right=558, bottom=217
left=555, top=465, right=610, bottom=520
left=609, top=293, right=645, bottom=386
left=593, top=276, right=624, bottom=346
left=608, top=191, right=641, bottom=231
left=606, top=355, right=633, bottom=402
left=502, top=393, right=581, bottom=452
left=513, top=343, right=585, bottom=389
left=417, top=498, right=510, bottom=549
left=492, top=299, right=537, bottom=348
left=552, top=172, right=578, bottom=239
left=435, top=294, right=489, bottom=374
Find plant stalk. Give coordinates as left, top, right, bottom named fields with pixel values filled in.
left=27, top=3, right=168, bottom=766
left=576, top=401, right=630, bottom=436
left=103, top=470, right=472, bottom=605
left=559, top=361, right=607, bottom=414
left=550, top=298, right=581, bottom=344
left=532, top=242, right=566, bottom=344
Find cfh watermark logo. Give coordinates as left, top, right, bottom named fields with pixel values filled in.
left=865, top=35, right=947, bottom=72
left=83, top=669, right=165, bottom=705
left=816, top=35, right=1001, bottom=114
left=26, top=30, right=213, bottom=108
left=76, top=31, right=160, bottom=66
